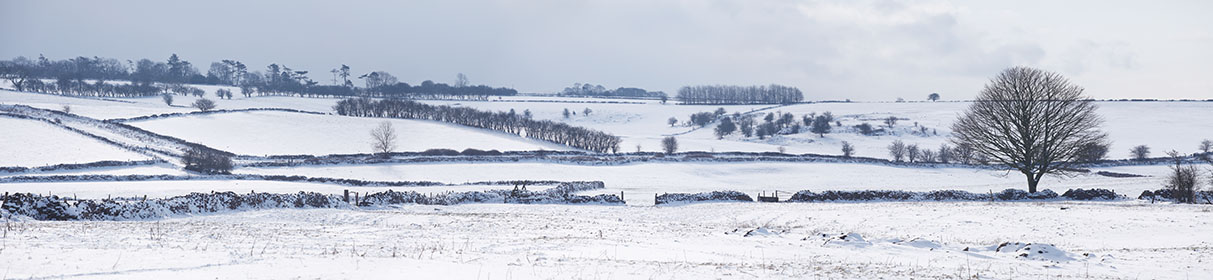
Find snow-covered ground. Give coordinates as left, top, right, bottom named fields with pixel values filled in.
left=0, top=180, right=533, bottom=199
left=2, top=202, right=1209, bottom=279
left=0, top=116, right=150, bottom=167
left=2, top=85, right=1210, bottom=279
left=240, top=162, right=1174, bottom=205
left=126, top=111, right=575, bottom=156
left=425, top=99, right=1213, bottom=160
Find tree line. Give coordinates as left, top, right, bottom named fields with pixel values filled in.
left=559, top=83, right=667, bottom=99
left=333, top=98, right=621, bottom=153
left=0, top=54, right=517, bottom=99
left=676, top=84, right=803, bottom=105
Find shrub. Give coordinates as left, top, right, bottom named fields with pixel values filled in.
left=181, top=147, right=232, bottom=174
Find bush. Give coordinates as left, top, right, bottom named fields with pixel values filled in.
left=191, top=98, right=217, bottom=111
left=181, top=147, right=232, bottom=174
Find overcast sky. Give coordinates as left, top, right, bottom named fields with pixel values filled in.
left=2, top=0, right=1210, bottom=100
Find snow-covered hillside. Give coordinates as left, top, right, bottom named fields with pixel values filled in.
left=424, top=99, right=1213, bottom=159
left=0, top=116, right=150, bottom=166
left=242, top=161, right=1173, bottom=205
left=126, top=110, right=575, bottom=155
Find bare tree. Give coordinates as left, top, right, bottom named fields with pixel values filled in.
left=906, top=144, right=920, bottom=163
left=455, top=73, right=469, bottom=88
left=928, top=93, right=940, bottom=102
left=1199, top=139, right=1212, bottom=155
left=888, top=140, right=906, bottom=162
left=370, top=121, right=398, bottom=156
left=661, top=136, right=678, bottom=154
left=162, top=93, right=174, bottom=106
left=191, top=98, right=216, bottom=112
left=884, top=116, right=897, bottom=128
left=950, top=67, right=1107, bottom=193
left=1131, top=145, right=1151, bottom=160
left=841, top=141, right=855, bottom=157
left=668, top=117, right=678, bottom=127
left=1164, top=150, right=1201, bottom=203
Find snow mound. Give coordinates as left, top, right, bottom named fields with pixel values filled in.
left=995, top=242, right=1075, bottom=262
left=727, top=227, right=784, bottom=237
left=814, top=232, right=871, bottom=247
left=895, top=238, right=943, bottom=250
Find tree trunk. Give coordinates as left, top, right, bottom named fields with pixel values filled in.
left=1025, top=173, right=1039, bottom=193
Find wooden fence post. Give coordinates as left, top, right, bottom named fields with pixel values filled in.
left=344, top=190, right=350, bottom=203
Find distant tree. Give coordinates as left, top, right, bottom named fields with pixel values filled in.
left=888, top=140, right=907, bottom=162
left=928, top=93, right=940, bottom=102
left=809, top=115, right=832, bottom=137
left=714, top=116, right=736, bottom=139
left=240, top=85, right=255, bottom=97
left=583, top=108, right=593, bottom=116
left=216, top=89, right=232, bottom=99
left=523, top=109, right=533, bottom=119
left=841, top=141, right=855, bottom=158
left=896, top=97, right=906, bottom=103
left=855, top=123, right=874, bottom=136
left=1131, top=145, right=1151, bottom=160
left=668, top=117, right=678, bottom=127
left=339, top=64, right=352, bottom=87
left=951, top=67, right=1107, bottom=193
left=660, top=95, right=668, bottom=104
left=661, top=136, right=678, bottom=154
left=764, top=113, right=775, bottom=123
left=756, top=122, right=777, bottom=140
left=883, top=116, right=897, bottom=128
left=455, top=73, right=469, bottom=88
left=953, top=143, right=976, bottom=164
left=1075, top=142, right=1110, bottom=163
left=738, top=116, right=755, bottom=137
left=61, top=104, right=71, bottom=114
left=162, top=93, right=174, bottom=106
left=191, top=98, right=215, bottom=111
left=906, top=144, right=921, bottom=163
left=920, top=149, right=937, bottom=163
left=181, top=147, right=232, bottom=174
left=937, top=144, right=953, bottom=163
left=370, top=121, right=398, bottom=157
left=1200, top=139, right=1212, bottom=155
left=1164, top=150, right=1201, bottom=203
left=562, top=108, right=571, bottom=119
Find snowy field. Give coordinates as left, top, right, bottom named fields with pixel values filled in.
left=0, top=116, right=149, bottom=167
left=424, top=99, right=1213, bottom=159
left=241, top=162, right=1175, bottom=205
left=0, top=180, right=534, bottom=200
left=2, top=202, right=1209, bottom=279
left=2, top=85, right=1211, bottom=279
left=127, top=111, right=574, bottom=155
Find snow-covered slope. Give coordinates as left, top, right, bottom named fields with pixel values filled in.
left=126, top=111, right=575, bottom=155
left=424, top=99, right=1213, bottom=159
left=0, top=116, right=150, bottom=167
left=241, top=162, right=1171, bottom=204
